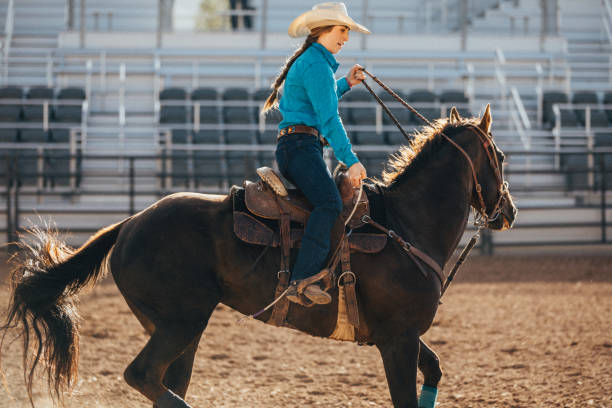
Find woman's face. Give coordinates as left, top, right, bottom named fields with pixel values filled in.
left=317, top=25, right=350, bottom=54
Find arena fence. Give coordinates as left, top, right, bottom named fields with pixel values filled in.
left=1, top=149, right=610, bottom=254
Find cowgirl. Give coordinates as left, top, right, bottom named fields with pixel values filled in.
left=262, top=3, right=370, bottom=306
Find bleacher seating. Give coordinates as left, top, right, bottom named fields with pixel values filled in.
left=542, top=91, right=578, bottom=129
left=572, top=91, right=609, bottom=128
left=190, top=87, right=223, bottom=188
left=408, top=90, right=439, bottom=124
left=0, top=85, right=85, bottom=189
left=222, top=88, right=256, bottom=185
left=152, top=83, right=612, bottom=192
left=0, top=86, right=23, bottom=143
left=252, top=88, right=279, bottom=170
left=604, top=92, right=612, bottom=124
left=439, top=90, right=471, bottom=118
left=48, top=87, right=85, bottom=187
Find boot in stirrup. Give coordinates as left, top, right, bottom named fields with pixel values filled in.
left=285, top=269, right=332, bottom=306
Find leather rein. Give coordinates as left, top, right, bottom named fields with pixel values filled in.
left=360, top=68, right=507, bottom=226
left=358, top=69, right=509, bottom=296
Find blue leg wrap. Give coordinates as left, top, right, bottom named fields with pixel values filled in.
left=155, top=390, right=192, bottom=408
left=418, top=385, right=438, bottom=408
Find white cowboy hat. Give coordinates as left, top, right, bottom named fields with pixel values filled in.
left=288, top=2, right=371, bottom=38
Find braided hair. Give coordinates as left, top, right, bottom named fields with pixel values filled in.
left=262, top=25, right=334, bottom=114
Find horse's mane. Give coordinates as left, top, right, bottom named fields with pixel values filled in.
left=380, top=116, right=480, bottom=187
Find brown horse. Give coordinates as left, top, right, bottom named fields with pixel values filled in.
left=1, top=106, right=516, bottom=407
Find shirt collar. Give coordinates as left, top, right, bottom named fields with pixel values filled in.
left=311, top=42, right=339, bottom=73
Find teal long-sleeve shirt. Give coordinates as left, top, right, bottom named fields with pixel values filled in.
left=278, top=42, right=359, bottom=168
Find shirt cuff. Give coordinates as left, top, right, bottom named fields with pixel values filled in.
left=337, top=77, right=351, bottom=94
left=342, top=152, right=359, bottom=168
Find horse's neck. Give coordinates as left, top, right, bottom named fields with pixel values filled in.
left=383, top=147, right=474, bottom=265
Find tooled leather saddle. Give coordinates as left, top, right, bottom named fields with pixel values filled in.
left=232, top=166, right=388, bottom=338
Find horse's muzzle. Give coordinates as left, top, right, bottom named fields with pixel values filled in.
left=489, top=192, right=517, bottom=231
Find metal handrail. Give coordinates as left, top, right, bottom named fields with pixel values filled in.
left=604, top=0, right=612, bottom=39
left=509, top=87, right=531, bottom=150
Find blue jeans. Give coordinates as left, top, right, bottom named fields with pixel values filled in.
left=276, top=133, right=343, bottom=281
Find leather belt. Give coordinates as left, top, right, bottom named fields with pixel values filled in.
left=277, top=125, right=328, bottom=146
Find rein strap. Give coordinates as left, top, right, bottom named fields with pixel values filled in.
left=361, top=215, right=446, bottom=287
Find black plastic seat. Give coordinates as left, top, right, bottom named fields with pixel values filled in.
left=169, top=150, right=189, bottom=187
left=253, top=88, right=282, bottom=145
left=24, top=87, right=54, bottom=123
left=54, top=87, right=85, bottom=123
left=572, top=91, right=608, bottom=128
left=45, top=147, right=72, bottom=187
left=191, top=87, right=219, bottom=124
left=252, top=88, right=272, bottom=121
left=359, top=151, right=389, bottom=178
left=601, top=91, right=612, bottom=125
left=222, top=87, right=251, bottom=125
left=160, top=87, right=188, bottom=146
left=354, top=131, right=382, bottom=145
left=15, top=148, right=41, bottom=187
left=408, top=90, right=439, bottom=124
left=439, top=90, right=471, bottom=118
left=53, top=87, right=86, bottom=146
left=378, top=90, right=411, bottom=126
left=594, top=134, right=612, bottom=188
left=160, top=87, right=190, bottom=185
left=542, top=91, right=578, bottom=128
left=562, top=153, right=589, bottom=191
left=20, top=129, right=50, bottom=143
left=342, top=89, right=373, bottom=127
left=225, top=126, right=256, bottom=185
left=386, top=130, right=413, bottom=146
left=21, top=87, right=53, bottom=145
left=0, top=86, right=23, bottom=143
left=192, top=129, right=224, bottom=188
left=222, top=88, right=253, bottom=185
left=595, top=132, right=612, bottom=147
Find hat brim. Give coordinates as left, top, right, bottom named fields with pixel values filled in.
left=288, top=10, right=371, bottom=38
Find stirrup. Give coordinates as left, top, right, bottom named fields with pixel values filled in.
left=296, top=269, right=332, bottom=293
left=286, top=283, right=315, bottom=307
left=287, top=271, right=333, bottom=306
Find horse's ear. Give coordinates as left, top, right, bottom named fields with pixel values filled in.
left=449, top=106, right=461, bottom=124
left=479, top=103, right=492, bottom=133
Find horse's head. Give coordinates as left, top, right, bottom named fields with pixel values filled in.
left=450, top=105, right=517, bottom=230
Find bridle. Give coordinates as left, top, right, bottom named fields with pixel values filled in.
left=444, top=123, right=508, bottom=227
left=359, top=68, right=509, bottom=228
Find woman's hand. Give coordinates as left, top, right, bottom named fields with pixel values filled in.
left=347, top=162, right=367, bottom=187
left=346, top=64, right=365, bottom=87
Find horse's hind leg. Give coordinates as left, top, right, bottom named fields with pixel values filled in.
left=124, top=322, right=205, bottom=407
left=162, top=333, right=202, bottom=398
left=124, top=298, right=201, bottom=401
left=418, top=339, right=442, bottom=387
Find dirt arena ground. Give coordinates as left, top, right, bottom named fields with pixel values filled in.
left=0, top=252, right=610, bottom=408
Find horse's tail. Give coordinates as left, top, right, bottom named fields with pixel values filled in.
left=0, top=217, right=129, bottom=405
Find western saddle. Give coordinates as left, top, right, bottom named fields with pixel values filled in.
left=232, top=166, right=388, bottom=341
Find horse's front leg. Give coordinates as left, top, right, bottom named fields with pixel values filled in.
left=376, top=329, right=420, bottom=408
left=417, top=339, right=441, bottom=408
